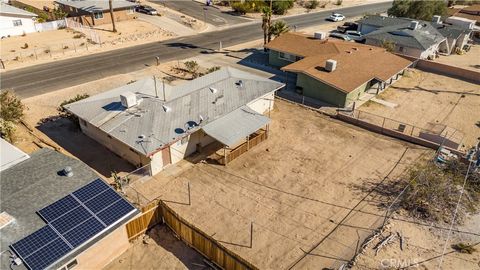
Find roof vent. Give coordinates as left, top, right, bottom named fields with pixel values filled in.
left=209, top=87, right=218, bottom=94
left=432, top=15, right=441, bottom=24
left=162, top=105, right=171, bottom=112
left=325, top=59, right=337, bottom=72
left=138, top=134, right=146, bottom=139
left=235, top=80, right=244, bottom=88
left=409, top=21, right=419, bottom=30
left=314, top=31, right=327, bottom=40
left=120, top=92, right=137, bottom=108
left=63, top=166, right=73, bottom=177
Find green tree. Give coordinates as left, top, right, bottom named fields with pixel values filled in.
left=271, top=0, right=294, bottom=14
left=388, top=0, right=447, bottom=21
left=269, top=20, right=289, bottom=39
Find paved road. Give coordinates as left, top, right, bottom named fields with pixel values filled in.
left=156, top=0, right=250, bottom=26
left=1, top=2, right=391, bottom=98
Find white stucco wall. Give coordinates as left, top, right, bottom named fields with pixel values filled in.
left=79, top=119, right=150, bottom=168
left=247, top=92, right=275, bottom=114
left=0, top=14, right=36, bottom=37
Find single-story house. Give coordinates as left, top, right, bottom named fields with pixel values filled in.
left=358, top=15, right=471, bottom=57
left=0, top=138, right=30, bottom=171
left=0, top=148, right=139, bottom=270
left=265, top=32, right=412, bottom=108
left=55, top=0, right=136, bottom=26
left=447, top=4, right=480, bottom=26
left=65, top=67, right=285, bottom=175
left=0, top=3, right=37, bottom=38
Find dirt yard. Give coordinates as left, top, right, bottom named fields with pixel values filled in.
left=0, top=19, right=174, bottom=70
left=127, top=99, right=430, bottom=269
left=435, top=44, right=480, bottom=72
left=105, top=225, right=208, bottom=270
left=360, top=70, right=480, bottom=149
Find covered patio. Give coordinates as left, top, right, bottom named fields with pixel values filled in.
left=202, top=106, right=271, bottom=165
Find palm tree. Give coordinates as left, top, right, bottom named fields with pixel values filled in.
left=269, top=20, right=289, bottom=40
left=261, top=6, right=272, bottom=51
left=109, top=0, right=117, bottom=32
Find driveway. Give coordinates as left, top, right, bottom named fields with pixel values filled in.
left=154, top=0, right=251, bottom=26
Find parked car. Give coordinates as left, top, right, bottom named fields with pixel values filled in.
left=329, top=31, right=353, bottom=41
left=327, top=13, right=345, bottom=22
left=135, top=5, right=157, bottom=15
left=336, top=22, right=358, bottom=33
left=344, top=30, right=365, bottom=42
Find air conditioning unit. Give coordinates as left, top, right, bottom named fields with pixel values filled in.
left=120, top=92, right=137, bottom=108
left=325, top=59, right=337, bottom=72
left=409, top=21, right=419, bottom=30
left=432, top=15, right=441, bottom=24
left=314, top=31, right=327, bottom=40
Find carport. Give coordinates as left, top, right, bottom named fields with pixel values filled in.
left=202, top=106, right=270, bottom=165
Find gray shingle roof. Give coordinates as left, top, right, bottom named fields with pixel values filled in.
left=360, top=15, right=468, bottom=50
left=54, top=0, right=136, bottom=12
left=202, top=106, right=271, bottom=147
left=0, top=3, right=37, bottom=17
left=0, top=149, right=99, bottom=270
left=363, top=19, right=446, bottom=50
left=65, top=67, right=284, bottom=156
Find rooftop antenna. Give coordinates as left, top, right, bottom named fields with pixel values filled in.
left=153, top=76, right=158, bottom=98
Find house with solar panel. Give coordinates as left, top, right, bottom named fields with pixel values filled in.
left=64, top=67, right=284, bottom=175
left=0, top=148, right=139, bottom=270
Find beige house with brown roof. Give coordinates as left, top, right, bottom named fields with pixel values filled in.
left=266, top=32, right=413, bottom=107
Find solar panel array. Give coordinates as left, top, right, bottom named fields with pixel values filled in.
left=10, top=179, right=137, bottom=270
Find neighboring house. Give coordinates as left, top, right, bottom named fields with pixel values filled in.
left=447, top=5, right=480, bottom=26
left=0, top=148, right=139, bottom=270
left=265, top=32, right=412, bottom=108
left=0, top=3, right=37, bottom=38
left=0, top=138, right=30, bottom=171
left=65, top=67, right=284, bottom=175
left=55, top=0, right=136, bottom=26
left=358, top=15, right=471, bottom=57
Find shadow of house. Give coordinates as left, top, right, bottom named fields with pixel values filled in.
left=37, top=117, right=135, bottom=177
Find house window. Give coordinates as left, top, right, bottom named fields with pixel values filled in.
left=93, top=11, right=104, bottom=19
left=278, top=52, right=297, bottom=62
left=13, top=20, right=22, bottom=27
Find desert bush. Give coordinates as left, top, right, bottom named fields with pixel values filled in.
left=335, top=0, right=343, bottom=5
left=21, top=43, right=28, bottom=49
left=184, top=60, right=200, bottom=78
left=0, top=90, right=25, bottom=142
left=63, top=45, right=69, bottom=49
left=451, top=243, right=477, bottom=254
left=304, top=0, right=319, bottom=9
left=58, top=94, right=90, bottom=123
left=381, top=39, right=396, bottom=52
left=73, top=33, right=84, bottom=39
left=271, top=0, right=294, bottom=14
left=206, top=66, right=221, bottom=74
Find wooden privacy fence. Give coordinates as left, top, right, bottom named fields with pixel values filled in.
left=223, top=129, right=268, bottom=164
left=126, top=200, right=258, bottom=270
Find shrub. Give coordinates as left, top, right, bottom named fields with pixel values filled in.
left=452, top=243, right=477, bottom=254
left=44, top=49, right=50, bottom=54
left=73, top=33, right=84, bottom=39
left=21, top=43, right=28, bottom=49
left=304, top=0, right=319, bottom=10
left=63, top=45, right=69, bottom=49
left=335, top=0, right=343, bottom=5
left=206, top=66, right=221, bottom=74
left=381, top=39, right=396, bottom=52
left=184, top=60, right=200, bottom=78
left=0, top=90, right=25, bottom=142
left=271, top=0, right=294, bottom=14
left=231, top=1, right=250, bottom=14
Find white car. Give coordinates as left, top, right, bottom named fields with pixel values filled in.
left=344, top=30, right=365, bottom=42
left=328, top=13, right=345, bottom=22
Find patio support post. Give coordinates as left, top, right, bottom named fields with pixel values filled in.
left=247, top=135, right=250, bottom=151
left=224, top=146, right=228, bottom=165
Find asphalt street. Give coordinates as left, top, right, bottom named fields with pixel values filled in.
left=0, top=2, right=392, bottom=98
left=156, top=0, right=251, bottom=26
